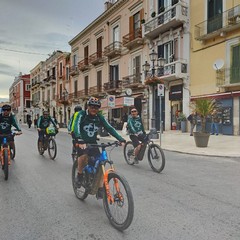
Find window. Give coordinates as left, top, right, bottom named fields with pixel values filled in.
left=158, top=41, right=174, bottom=64
left=74, top=80, right=78, bottom=97
left=60, top=62, right=63, bottom=76
left=73, top=54, right=77, bottom=67
left=52, top=87, right=55, bottom=100
left=60, top=84, right=63, bottom=98
left=207, top=0, right=223, bottom=33
left=97, top=71, right=102, bottom=91
left=133, top=12, right=140, bottom=32
left=84, top=46, right=89, bottom=65
left=66, top=67, right=69, bottom=80
left=84, top=76, right=89, bottom=95
left=26, top=100, right=31, bottom=108
left=110, top=65, right=119, bottom=88
left=97, top=37, right=102, bottom=58
left=133, top=56, right=141, bottom=81
left=230, top=44, right=240, bottom=84
left=26, top=84, right=31, bottom=91
left=113, top=25, right=119, bottom=42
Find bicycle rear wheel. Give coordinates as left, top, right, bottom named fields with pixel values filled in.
left=37, top=139, right=44, bottom=155
left=103, top=172, right=134, bottom=231
left=3, top=149, right=9, bottom=180
left=48, top=137, right=57, bottom=160
left=72, top=159, right=88, bottom=200
left=147, top=143, right=165, bottom=173
left=123, top=141, right=135, bottom=165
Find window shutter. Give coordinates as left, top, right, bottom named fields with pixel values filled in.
left=129, top=16, right=134, bottom=35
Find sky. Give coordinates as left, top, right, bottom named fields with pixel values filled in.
left=0, top=0, right=106, bottom=102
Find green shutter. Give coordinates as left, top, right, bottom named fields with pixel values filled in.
left=231, top=44, right=240, bottom=84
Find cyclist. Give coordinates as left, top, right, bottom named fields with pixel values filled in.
left=127, top=107, right=147, bottom=164
left=37, top=111, right=58, bottom=149
left=73, top=97, right=126, bottom=188
left=68, top=105, right=82, bottom=159
left=0, top=104, right=22, bottom=150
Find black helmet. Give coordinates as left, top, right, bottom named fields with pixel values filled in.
left=74, top=105, right=82, bottom=112
left=2, top=104, right=11, bottom=111
left=87, top=97, right=101, bottom=108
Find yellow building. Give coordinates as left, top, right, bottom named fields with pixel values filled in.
left=191, top=0, right=240, bottom=135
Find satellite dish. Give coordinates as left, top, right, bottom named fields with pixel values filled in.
left=213, top=59, right=224, bottom=70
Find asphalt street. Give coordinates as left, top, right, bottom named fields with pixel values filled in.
left=0, top=126, right=239, bottom=240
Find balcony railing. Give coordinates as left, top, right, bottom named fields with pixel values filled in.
left=216, top=67, right=240, bottom=87
left=69, top=65, right=79, bottom=76
left=104, top=80, right=122, bottom=92
left=89, top=85, right=104, bottom=95
left=49, top=75, right=56, bottom=84
left=122, top=28, right=143, bottom=49
left=104, top=42, right=122, bottom=58
left=122, top=74, right=143, bottom=87
left=89, top=51, right=105, bottom=65
left=158, top=59, right=187, bottom=81
left=78, top=58, right=90, bottom=71
left=144, top=2, right=188, bottom=39
left=195, top=4, right=240, bottom=41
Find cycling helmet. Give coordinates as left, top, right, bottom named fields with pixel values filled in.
left=2, top=104, right=11, bottom=111
left=87, top=97, right=101, bottom=108
left=74, top=105, right=82, bottom=112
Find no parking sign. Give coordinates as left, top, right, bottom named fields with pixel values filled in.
left=157, top=84, right=164, bottom=97
left=108, top=95, right=115, bottom=108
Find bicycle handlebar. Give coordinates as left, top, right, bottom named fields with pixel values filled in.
left=86, top=141, right=121, bottom=149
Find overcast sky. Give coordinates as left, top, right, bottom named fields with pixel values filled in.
left=0, top=0, right=106, bottom=101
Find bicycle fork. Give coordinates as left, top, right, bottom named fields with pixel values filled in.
left=102, top=165, right=123, bottom=204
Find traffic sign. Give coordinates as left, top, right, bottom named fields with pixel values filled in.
left=157, top=84, right=164, bottom=97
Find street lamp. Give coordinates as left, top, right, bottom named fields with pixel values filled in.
left=62, top=88, right=68, bottom=128
left=143, top=49, right=166, bottom=139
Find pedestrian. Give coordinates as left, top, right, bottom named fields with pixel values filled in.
left=187, top=111, right=197, bottom=136
left=34, top=118, right=38, bottom=128
left=211, top=109, right=220, bottom=135
left=27, top=118, right=32, bottom=128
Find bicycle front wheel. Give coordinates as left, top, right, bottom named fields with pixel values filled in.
left=48, top=138, right=57, bottom=160
left=103, top=172, right=134, bottom=231
left=123, top=141, right=135, bottom=165
left=37, top=139, right=44, bottom=155
left=10, top=143, right=16, bottom=160
left=147, top=144, right=165, bottom=173
left=3, top=149, right=9, bottom=180
left=72, top=159, right=88, bottom=200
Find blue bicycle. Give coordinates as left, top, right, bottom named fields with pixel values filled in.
left=72, top=141, right=134, bottom=231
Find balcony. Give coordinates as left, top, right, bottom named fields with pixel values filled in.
left=159, top=59, right=188, bottom=81
left=195, top=4, right=240, bottom=41
left=104, top=42, right=122, bottom=58
left=216, top=67, right=240, bottom=88
left=69, top=65, right=79, bottom=76
left=58, top=94, right=69, bottom=104
left=122, top=74, right=144, bottom=88
left=104, top=80, right=122, bottom=93
left=89, top=85, right=105, bottom=97
left=123, top=28, right=144, bottom=50
left=89, top=51, right=105, bottom=66
left=78, top=58, right=90, bottom=72
left=144, top=2, right=188, bottom=39
left=49, top=75, right=56, bottom=84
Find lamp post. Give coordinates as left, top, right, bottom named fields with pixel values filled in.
left=143, top=49, right=166, bottom=139
left=62, top=89, right=68, bottom=128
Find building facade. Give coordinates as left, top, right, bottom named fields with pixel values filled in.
left=191, top=0, right=240, bottom=135
left=9, top=73, right=31, bottom=122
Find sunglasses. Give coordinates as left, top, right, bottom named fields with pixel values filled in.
left=3, top=109, right=10, bottom=112
left=89, top=106, right=99, bottom=110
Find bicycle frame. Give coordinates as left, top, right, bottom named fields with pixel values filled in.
left=83, top=143, right=122, bottom=204
left=0, top=135, right=11, bottom=166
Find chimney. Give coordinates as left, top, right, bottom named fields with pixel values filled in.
left=104, top=1, right=113, bottom=11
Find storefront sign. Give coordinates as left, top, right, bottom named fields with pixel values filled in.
left=169, top=85, right=183, bottom=100
left=123, top=97, right=134, bottom=106
left=108, top=95, right=115, bottom=108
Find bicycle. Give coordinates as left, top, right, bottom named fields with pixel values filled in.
left=0, top=131, right=20, bottom=180
left=72, top=141, right=134, bottom=231
left=124, top=133, right=165, bottom=173
left=37, top=129, right=57, bottom=160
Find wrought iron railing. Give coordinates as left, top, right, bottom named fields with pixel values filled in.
left=122, top=74, right=142, bottom=87
left=104, top=42, right=122, bottom=55
left=216, top=67, right=240, bottom=86
left=104, top=80, right=122, bottom=91
left=123, top=28, right=142, bottom=46
left=195, top=4, right=240, bottom=40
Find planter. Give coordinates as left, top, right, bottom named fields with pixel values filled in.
left=181, top=121, right=187, bottom=133
left=193, top=132, right=210, bottom=148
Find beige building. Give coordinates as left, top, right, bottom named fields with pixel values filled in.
left=191, top=0, right=240, bottom=135
left=68, top=0, right=150, bottom=130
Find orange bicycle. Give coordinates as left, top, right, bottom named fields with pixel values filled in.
left=0, top=132, right=20, bottom=180
left=72, top=141, right=134, bottom=231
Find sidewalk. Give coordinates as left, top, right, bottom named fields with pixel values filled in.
left=59, top=128, right=240, bottom=158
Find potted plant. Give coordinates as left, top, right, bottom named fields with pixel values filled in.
left=151, top=11, right=156, bottom=18
left=190, top=98, right=218, bottom=147
left=178, top=112, right=187, bottom=133
left=159, top=6, right=165, bottom=13
left=141, top=19, right=145, bottom=24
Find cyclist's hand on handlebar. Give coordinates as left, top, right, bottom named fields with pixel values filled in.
left=37, top=128, right=41, bottom=131
left=16, top=131, right=22, bottom=135
left=77, top=143, right=86, bottom=149
left=119, top=140, right=126, bottom=146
